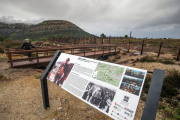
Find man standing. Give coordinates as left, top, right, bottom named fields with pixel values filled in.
left=19, top=39, right=36, bottom=61
left=56, top=58, right=70, bottom=86
left=136, top=72, right=144, bottom=79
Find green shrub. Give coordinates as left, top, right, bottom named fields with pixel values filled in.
left=108, top=56, right=116, bottom=62
left=142, top=75, right=152, bottom=94
left=160, top=60, right=174, bottom=64
left=158, top=102, right=166, bottom=110
left=36, top=75, right=42, bottom=79
left=161, top=70, right=180, bottom=99
left=166, top=98, right=172, bottom=103
left=4, top=40, right=24, bottom=48
left=115, top=55, right=121, bottom=59
left=0, top=73, right=7, bottom=81
left=141, top=96, right=147, bottom=102
left=173, top=104, right=180, bottom=120
left=0, top=47, right=4, bottom=53
left=149, top=40, right=154, bottom=44
left=122, top=52, right=127, bottom=55
left=137, top=56, right=157, bottom=62
left=161, top=106, right=174, bottom=119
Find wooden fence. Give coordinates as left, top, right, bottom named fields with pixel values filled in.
left=5, top=44, right=119, bottom=68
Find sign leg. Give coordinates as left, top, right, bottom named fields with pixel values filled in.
left=141, top=69, right=165, bottom=120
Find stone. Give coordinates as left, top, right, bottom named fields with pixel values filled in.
left=34, top=100, right=61, bottom=118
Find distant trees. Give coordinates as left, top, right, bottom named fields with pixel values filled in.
left=125, top=35, right=128, bottom=38
left=100, top=33, right=106, bottom=38
left=0, top=35, right=4, bottom=42
left=11, top=33, right=17, bottom=40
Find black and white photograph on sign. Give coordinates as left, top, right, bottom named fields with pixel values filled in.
left=82, top=82, right=116, bottom=113
left=125, top=68, right=145, bottom=79
left=120, top=76, right=143, bottom=96
left=47, top=58, right=74, bottom=87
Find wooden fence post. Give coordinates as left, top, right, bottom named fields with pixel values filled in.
left=9, top=52, right=13, bottom=68
left=84, top=48, right=85, bottom=57
left=127, top=40, right=130, bottom=53
left=94, top=47, right=95, bottom=59
left=95, top=37, right=97, bottom=44
left=157, top=42, right=163, bottom=58
left=36, top=50, right=39, bottom=68
left=115, top=46, right=116, bottom=54
left=103, top=46, right=104, bottom=57
left=141, top=40, right=144, bottom=55
left=109, top=46, right=111, bottom=55
left=109, top=37, right=110, bottom=44
left=177, top=48, right=180, bottom=61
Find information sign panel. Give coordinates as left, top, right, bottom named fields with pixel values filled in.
left=47, top=53, right=147, bottom=120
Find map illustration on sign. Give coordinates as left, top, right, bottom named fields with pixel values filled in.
left=92, top=62, right=125, bottom=87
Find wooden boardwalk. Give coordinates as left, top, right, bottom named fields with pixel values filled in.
left=5, top=44, right=120, bottom=68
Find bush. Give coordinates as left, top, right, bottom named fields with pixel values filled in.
left=142, top=75, right=152, bottom=94
left=149, top=40, right=154, bottom=44
left=108, top=56, right=116, bottom=62
left=158, top=102, right=166, bottom=110
left=141, top=96, right=147, bottom=102
left=137, top=56, right=157, bottom=62
left=115, top=55, right=121, bottom=59
left=161, top=70, right=180, bottom=99
left=160, top=60, right=174, bottom=64
left=0, top=73, right=7, bottom=81
left=173, top=104, right=180, bottom=120
left=122, top=52, right=127, bottom=55
left=0, top=47, right=4, bottom=53
left=3, top=40, right=24, bottom=48
left=36, top=74, right=42, bottom=79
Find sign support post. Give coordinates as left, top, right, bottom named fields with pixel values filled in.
left=40, top=50, right=61, bottom=109
left=141, top=69, right=165, bottom=120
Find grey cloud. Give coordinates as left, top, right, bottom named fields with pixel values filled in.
left=0, top=0, right=180, bottom=38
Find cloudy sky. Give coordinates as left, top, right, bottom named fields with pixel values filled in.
left=0, top=0, right=180, bottom=38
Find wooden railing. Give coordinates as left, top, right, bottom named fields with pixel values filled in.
left=5, top=44, right=119, bottom=68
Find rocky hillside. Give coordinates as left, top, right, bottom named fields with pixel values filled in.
left=0, top=22, right=32, bottom=37
left=0, top=20, right=94, bottom=40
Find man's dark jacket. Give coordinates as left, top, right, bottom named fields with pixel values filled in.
left=20, top=42, right=35, bottom=50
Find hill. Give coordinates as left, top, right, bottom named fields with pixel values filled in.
left=0, top=20, right=94, bottom=40
left=0, top=22, right=32, bottom=38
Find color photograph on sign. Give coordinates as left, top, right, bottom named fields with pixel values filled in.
left=119, top=76, right=144, bottom=96
left=47, top=58, right=74, bottom=87
left=92, top=62, right=125, bottom=87
left=125, top=68, right=145, bottom=79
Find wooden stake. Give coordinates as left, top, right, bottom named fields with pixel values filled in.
left=109, top=36, right=110, bottom=44
left=157, top=42, right=163, bottom=58
left=127, top=40, right=130, bottom=53
left=141, top=40, right=144, bottom=55
left=9, top=52, right=13, bottom=68
left=36, top=50, right=39, bottom=68
left=84, top=48, right=85, bottom=56
left=103, top=46, right=104, bottom=57
left=177, top=48, right=180, bottom=61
